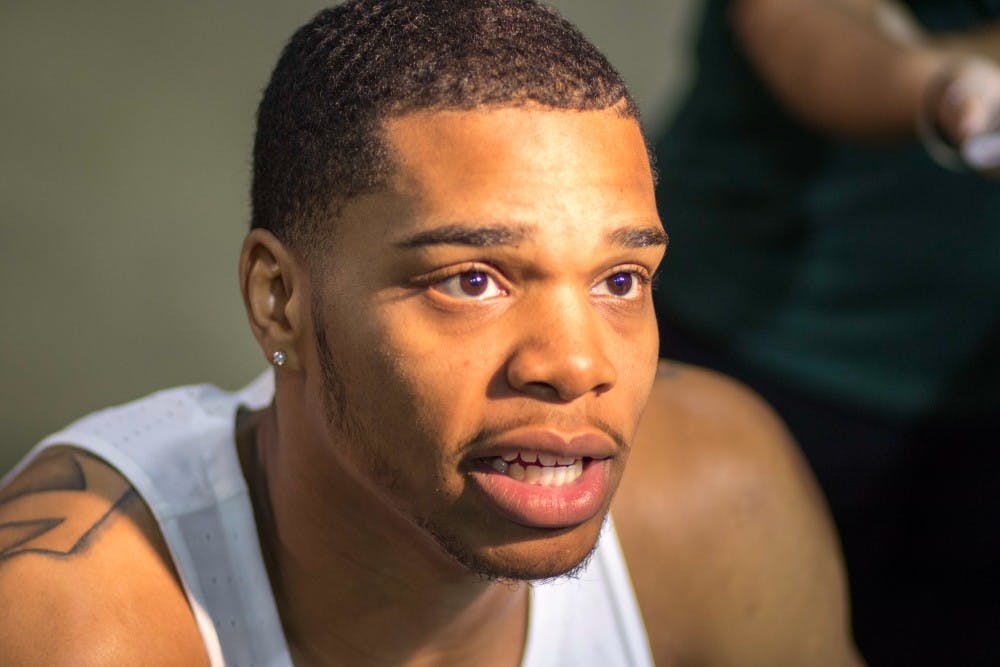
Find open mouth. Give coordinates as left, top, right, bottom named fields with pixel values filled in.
left=469, top=451, right=609, bottom=528
left=465, top=428, right=617, bottom=528
left=482, top=452, right=588, bottom=487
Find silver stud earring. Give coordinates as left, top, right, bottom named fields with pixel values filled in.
left=272, top=350, right=287, bottom=367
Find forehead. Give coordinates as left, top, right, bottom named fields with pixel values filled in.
left=375, top=106, right=659, bottom=239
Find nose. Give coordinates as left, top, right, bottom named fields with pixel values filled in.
left=505, top=289, right=617, bottom=402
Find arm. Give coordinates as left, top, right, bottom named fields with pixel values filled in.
left=731, top=0, right=1000, bottom=147
left=614, top=363, right=862, bottom=666
left=0, top=448, right=208, bottom=666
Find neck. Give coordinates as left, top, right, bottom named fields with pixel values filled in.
left=237, top=402, right=529, bottom=667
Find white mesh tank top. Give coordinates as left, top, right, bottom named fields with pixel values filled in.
left=4, top=372, right=654, bottom=666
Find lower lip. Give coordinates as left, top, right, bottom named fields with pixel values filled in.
left=468, top=459, right=611, bottom=529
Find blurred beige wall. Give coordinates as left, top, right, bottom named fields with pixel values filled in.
left=0, top=1, right=703, bottom=473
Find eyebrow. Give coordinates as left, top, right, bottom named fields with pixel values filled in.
left=394, top=224, right=531, bottom=248
left=607, top=226, right=669, bottom=248
left=393, top=223, right=668, bottom=249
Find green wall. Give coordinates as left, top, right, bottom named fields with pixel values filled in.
left=0, top=1, right=700, bottom=473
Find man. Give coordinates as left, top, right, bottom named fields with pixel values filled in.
left=0, top=2, right=860, bottom=664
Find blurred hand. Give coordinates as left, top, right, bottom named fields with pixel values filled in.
left=930, top=58, right=1000, bottom=174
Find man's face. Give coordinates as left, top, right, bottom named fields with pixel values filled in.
left=307, top=106, right=665, bottom=580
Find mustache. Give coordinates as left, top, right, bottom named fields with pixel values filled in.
left=457, top=413, right=629, bottom=458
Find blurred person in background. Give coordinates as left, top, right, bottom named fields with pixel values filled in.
left=653, top=0, right=1000, bottom=664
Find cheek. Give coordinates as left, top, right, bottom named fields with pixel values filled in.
left=387, top=335, right=502, bottom=446
left=610, top=316, right=660, bottom=433
left=345, top=307, right=503, bottom=448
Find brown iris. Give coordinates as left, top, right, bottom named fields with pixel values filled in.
left=605, top=272, right=633, bottom=296
left=459, top=271, right=489, bottom=297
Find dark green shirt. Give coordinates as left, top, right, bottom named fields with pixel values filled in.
left=655, top=0, right=1000, bottom=418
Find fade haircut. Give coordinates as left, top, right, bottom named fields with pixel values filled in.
left=251, top=0, right=641, bottom=253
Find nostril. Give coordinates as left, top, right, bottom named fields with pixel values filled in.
left=523, top=381, right=562, bottom=398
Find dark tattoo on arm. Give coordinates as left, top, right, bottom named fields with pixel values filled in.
left=0, top=449, right=136, bottom=563
left=0, top=451, right=85, bottom=503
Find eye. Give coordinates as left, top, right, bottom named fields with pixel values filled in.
left=591, top=271, right=643, bottom=299
left=432, top=269, right=507, bottom=300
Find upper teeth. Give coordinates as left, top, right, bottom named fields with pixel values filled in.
left=500, top=451, right=581, bottom=466
left=489, top=453, right=585, bottom=486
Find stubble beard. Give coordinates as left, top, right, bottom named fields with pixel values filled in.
left=413, top=513, right=604, bottom=584
left=312, top=312, right=605, bottom=583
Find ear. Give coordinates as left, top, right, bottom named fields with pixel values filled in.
left=239, top=228, right=308, bottom=371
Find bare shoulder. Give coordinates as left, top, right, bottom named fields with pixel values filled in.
left=0, top=447, right=208, bottom=666
left=612, top=361, right=862, bottom=666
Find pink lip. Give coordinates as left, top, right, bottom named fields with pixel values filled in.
left=466, top=428, right=618, bottom=529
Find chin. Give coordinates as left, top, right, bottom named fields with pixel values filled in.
left=417, top=512, right=608, bottom=583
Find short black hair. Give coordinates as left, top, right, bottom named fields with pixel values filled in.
left=251, top=0, right=640, bottom=253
